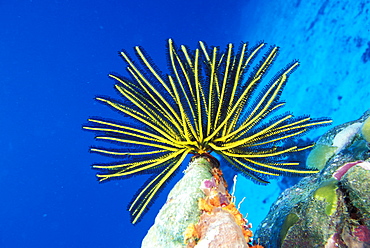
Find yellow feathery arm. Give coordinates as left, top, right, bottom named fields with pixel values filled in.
left=95, top=97, right=178, bottom=143
left=129, top=149, right=190, bottom=224
left=119, top=66, right=172, bottom=119
left=243, top=43, right=266, bottom=69
left=119, top=51, right=182, bottom=128
left=207, top=44, right=287, bottom=144
left=119, top=53, right=166, bottom=110
left=204, top=47, right=285, bottom=142
left=167, top=44, right=198, bottom=139
left=134, top=46, right=174, bottom=96
left=84, top=127, right=166, bottom=143
left=273, top=119, right=333, bottom=131
left=253, top=46, right=279, bottom=79
left=249, top=119, right=333, bottom=145
left=94, top=136, right=181, bottom=151
left=268, top=162, right=300, bottom=166
left=243, top=118, right=333, bottom=147
left=292, top=143, right=315, bottom=152
left=235, top=111, right=332, bottom=143
left=92, top=148, right=194, bottom=173
left=95, top=149, right=187, bottom=177
left=110, top=74, right=183, bottom=136
left=213, top=43, right=233, bottom=130
left=180, top=45, right=196, bottom=98
left=93, top=157, right=160, bottom=170
left=233, top=74, right=289, bottom=135
left=84, top=119, right=170, bottom=141
left=168, top=41, right=197, bottom=134
left=115, top=84, right=172, bottom=125
left=216, top=156, right=271, bottom=184
left=207, top=47, right=218, bottom=136
left=193, top=48, right=209, bottom=128
left=231, top=158, right=281, bottom=176
left=83, top=125, right=184, bottom=150
left=228, top=102, right=286, bottom=142
left=210, top=114, right=293, bottom=151
left=225, top=43, right=267, bottom=135
left=238, top=118, right=312, bottom=146
left=107, top=154, right=181, bottom=174
left=114, top=84, right=181, bottom=138
left=180, top=46, right=208, bottom=141
left=199, top=42, right=218, bottom=136
left=213, top=44, right=274, bottom=137
left=195, top=49, right=210, bottom=140
left=244, top=129, right=307, bottom=147
left=228, top=43, right=247, bottom=113
left=234, top=48, right=291, bottom=128
left=272, top=117, right=312, bottom=130
left=181, top=46, right=203, bottom=139
left=89, top=148, right=167, bottom=156
left=214, top=70, right=292, bottom=143
left=221, top=43, right=247, bottom=137
left=134, top=46, right=184, bottom=124
left=220, top=146, right=298, bottom=158
left=168, top=75, right=194, bottom=142
left=214, top=53, right=223, bottom=96
left=194, top=48, right=203, bottom=141
left=203, top=75, right=262, bottom=142
left=243, top=158, right=319, bottom=174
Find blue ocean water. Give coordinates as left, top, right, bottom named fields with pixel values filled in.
left=1, top=1, right=368, bottom=247
left=0, top=1, right=246, bottom=247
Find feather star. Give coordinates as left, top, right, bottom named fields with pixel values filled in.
left=83, top=39, right=332, bottom=224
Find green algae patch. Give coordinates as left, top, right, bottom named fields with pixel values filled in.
left=314, top=179, right=338, bottom=216
left=280, top=213, right=299, bottom=244
left=307, top=144, right=337, bottom=170
left=361, top=116, right=370, bottom=142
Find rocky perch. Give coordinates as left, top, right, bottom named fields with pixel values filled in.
left=255, top=110, right=370, bottom=247
left=142, top=156, right=263, bottom=248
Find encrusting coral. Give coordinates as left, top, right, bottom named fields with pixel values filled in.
left=142, top=156, right=263, bottom=248
left=362, top=116, right=370, bottom=142
left=255, top=109, right=370, bottom=247
left=141, top=157, right=213, bottom=248
left=185, top=166, right=258, bottom=247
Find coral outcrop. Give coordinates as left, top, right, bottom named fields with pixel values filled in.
left=185, top=167, right=257, bottom=248
left=142, top=156, right=262, bottom=248
left=141, top=157, right=213, bottom=248
left=255, top=110, right=370, bottom=247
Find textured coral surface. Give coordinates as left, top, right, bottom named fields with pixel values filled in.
left=142, top=157, right=263, bottom=248
left=187, top=167, right=256, bottom=248
left=142, top=158, right=213, bottom=248
left=255, top=110, right=370, bottom=247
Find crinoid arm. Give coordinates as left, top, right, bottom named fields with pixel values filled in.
left=84, top=39, right=332, bottom=223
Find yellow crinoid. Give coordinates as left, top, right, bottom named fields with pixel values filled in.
left=83, top=39, right=332, bottom=224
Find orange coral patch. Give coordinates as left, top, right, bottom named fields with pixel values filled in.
left=198, top=198, right=213, bottom=213
left=184, top=223, right=200, bottom=244
left=188, top=167, right=264, bottom=247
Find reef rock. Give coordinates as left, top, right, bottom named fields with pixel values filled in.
left=142, top=157, right=213, bottom=248
left=255, top=110, right=370, bottom=247
left=142, top=157, right=260, bottom=248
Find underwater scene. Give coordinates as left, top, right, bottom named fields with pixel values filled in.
left=1, top=0, right=369, bottom=247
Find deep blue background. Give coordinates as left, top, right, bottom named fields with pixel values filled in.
left=0, top=1, right=250, bottom=247
left=2, top=1, right=368, bottom=247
